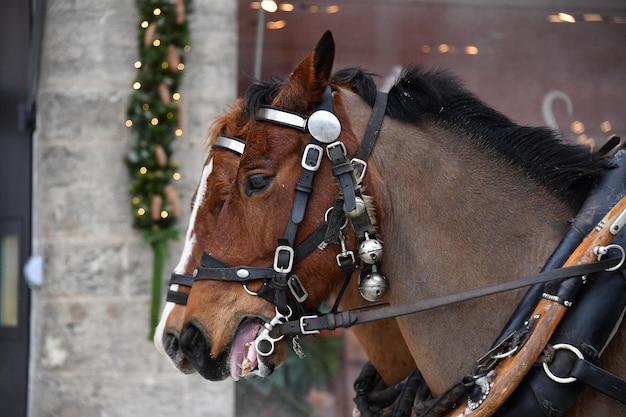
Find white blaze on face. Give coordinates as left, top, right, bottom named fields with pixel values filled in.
left=154, top=158, right=214, bottom=356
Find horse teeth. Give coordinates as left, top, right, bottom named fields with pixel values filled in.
left=240, top=358, right=252, bottom=374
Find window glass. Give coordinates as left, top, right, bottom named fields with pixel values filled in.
left=0, top=234, right=19, bottom=327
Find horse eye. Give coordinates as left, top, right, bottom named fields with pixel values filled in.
left=245, top=174, right=274, bottom=196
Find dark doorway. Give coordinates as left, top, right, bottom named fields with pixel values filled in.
left=0, top=1, right=36, bottom=416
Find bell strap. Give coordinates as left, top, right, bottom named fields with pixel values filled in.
left=278, top=257, right=620, bottom=336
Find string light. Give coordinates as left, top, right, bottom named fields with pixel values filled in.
left=127, top=0, right=192, bottom=340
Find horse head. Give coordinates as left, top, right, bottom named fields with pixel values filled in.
left=153, top=99, right=249, bottom=373
left=179, top=31, right=378, bottom=381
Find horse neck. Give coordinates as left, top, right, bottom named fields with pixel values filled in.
left=341, top=89, right=576, bottom=394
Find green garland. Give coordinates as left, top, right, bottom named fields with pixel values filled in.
left=125, top=0, right=192, bottom=339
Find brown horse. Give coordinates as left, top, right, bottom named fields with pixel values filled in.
left=153, top=100, right=416, bottom=385
left=179, top=31, right=625, bottom=415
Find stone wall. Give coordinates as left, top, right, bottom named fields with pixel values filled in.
left=29, top=1, right=237, bottom=416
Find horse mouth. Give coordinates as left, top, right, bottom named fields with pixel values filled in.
left=229, top=318, right=275, bottom=381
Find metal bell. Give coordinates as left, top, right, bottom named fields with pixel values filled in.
left=358, top=238, right=383, bottom=264
left=346, top=196, right=366, bottom=219
left=358, top=270, right=388, bottom=302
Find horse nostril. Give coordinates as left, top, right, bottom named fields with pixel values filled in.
left=163, top=331, right=181, bottom=359
left=180, top=322, right=212, bottom=365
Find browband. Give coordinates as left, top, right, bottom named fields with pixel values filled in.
left=213, top=134, right=245, bottom=155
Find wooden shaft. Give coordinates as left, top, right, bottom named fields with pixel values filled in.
left=444, top=195, right=626, bottom=417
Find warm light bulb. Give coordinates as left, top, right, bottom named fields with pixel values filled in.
left=153, top=8, right=161, bottom=16
left=172, top=92, right=181, bottom=100
left=558, top=12, right=576, bottom=23
left=175, top=129, right=183, bottom=137
left=160, top=210, right=169, bottom=218
left=261, top=0, right=278, bottom=13
left=139, top=167, right=148, bottom=174
left=151, top=118, right=159, bottom=125
left=138, top=208, right=146, bottom=215
left=153, top=39, right=161, bottom=47
left=133, top=81, right=141, bottom=90
left=125, top=120, right=133, bottom=127
left=141, top=21, right=149, bottom=28
left=134, top=61, right=142, bottom=69
left=173, top=172, right=181, bottom=180
left=465, top=46, right=479, bottom=55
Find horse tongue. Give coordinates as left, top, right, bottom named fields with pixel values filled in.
left=230, top=321, right=261, bottom=380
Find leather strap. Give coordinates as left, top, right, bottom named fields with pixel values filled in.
left=570, top=358, right=626, bottom=404
left=279, top=257, right=620, bottom=336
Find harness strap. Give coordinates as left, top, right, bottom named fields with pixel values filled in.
left=278, top=257, right=620, bottom=336
left=352, top=91, right=388, bottom=181
left=570, top=358, right=626, bottom=404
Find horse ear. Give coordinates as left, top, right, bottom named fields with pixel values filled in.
left=279, top=31, right=335, bottom=110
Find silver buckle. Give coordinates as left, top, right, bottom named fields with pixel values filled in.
left=351, top=158, right=367, bottom=184
left=273, top=245, right=295, bottom=273
left=301, top=144, right=324, bottom=171
left=288, top=275, right=309, bottom=303
left=299, top=315, right=321, bottom=335
left=326, top=140, right=347, bottom=159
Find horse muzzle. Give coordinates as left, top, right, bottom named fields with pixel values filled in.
left=179, top=321, right=231, bottom=380
left=179, top=317, right=284, bottom=381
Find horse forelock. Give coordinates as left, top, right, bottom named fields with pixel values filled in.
left=205, top=99, right=248, bottom=149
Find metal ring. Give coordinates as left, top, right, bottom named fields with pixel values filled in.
left=542, top=343, right=584, bottom=384
left=324, top=206, right=349, bottom=229
left=491, top=346, right=519, bottom=360
left=596, top=244, right=626, bottom=271
left=242, top=283, right=258, bottom=296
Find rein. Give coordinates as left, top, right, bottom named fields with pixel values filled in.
left=277, top=257, right=621, bottom=336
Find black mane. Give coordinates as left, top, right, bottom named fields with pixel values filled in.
left=333, top=66, right=605, bottom=209
left=243, top=67, right=606, bottom=210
